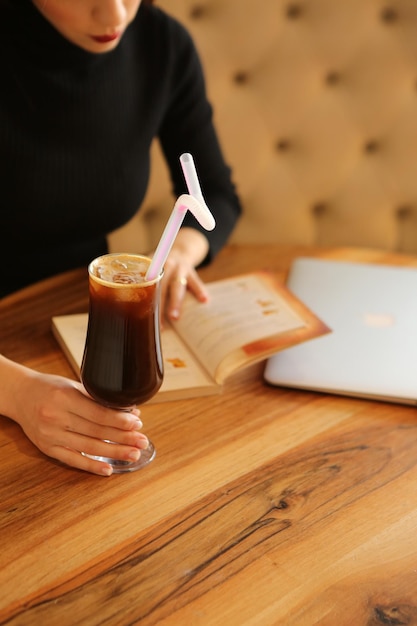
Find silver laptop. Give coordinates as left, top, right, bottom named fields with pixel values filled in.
left=264, top=257, right=417, bottom=405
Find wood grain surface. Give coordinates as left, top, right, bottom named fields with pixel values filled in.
left=1, top=245, right=417, bottom=625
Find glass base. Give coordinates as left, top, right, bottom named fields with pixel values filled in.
left=83, top=440, right=156, bottom=474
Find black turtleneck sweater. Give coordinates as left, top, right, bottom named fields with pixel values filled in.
left=0, top=1, right=241, bottom=297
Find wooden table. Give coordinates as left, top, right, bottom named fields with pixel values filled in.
left=1, top=244, right=417, bottom=625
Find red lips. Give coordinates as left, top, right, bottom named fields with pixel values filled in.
left=91, top=33, right=120, bottom=43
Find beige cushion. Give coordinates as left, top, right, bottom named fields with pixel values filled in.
left=109, top=0, right=417, bottom=254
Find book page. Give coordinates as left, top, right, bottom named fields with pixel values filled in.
left=51, top=314, right=218, bottom=402
left=51, top=272, right=328, bottom=400
left=171, top=273, right=306, bottom=382
left=156, top=326, right=217, bottom=396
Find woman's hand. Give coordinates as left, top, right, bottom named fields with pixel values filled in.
left=157, top=227, right=210, bottom=323
left=0, top=357, right=148, bottom=476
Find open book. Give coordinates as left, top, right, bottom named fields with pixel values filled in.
left=51, top=271, right=330, bottom=403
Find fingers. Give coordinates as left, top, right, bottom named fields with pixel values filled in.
left=51, top=443, right=149, bottom=477
left=46, top=409, right=151, bottom=477
left=167, top=274, right=189, bottom=320
left=62, top=417, right=149, bottom=451
left=15, top=372, right=153, bottom=477
left=161, top=267, right=208, bottom=323
left=149, top=227, right=210, bottom=323
left=62, top=395, right=149, bottom=452
left=73, top=394, right=143, bottom=433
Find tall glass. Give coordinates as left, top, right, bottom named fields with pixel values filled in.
left=80, top=253, right=163, bottom=473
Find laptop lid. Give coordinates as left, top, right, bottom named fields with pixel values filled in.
left=264, top=257, right=417, bottom=405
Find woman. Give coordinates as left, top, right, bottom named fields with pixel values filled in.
left=0, top=0, right=241, bottom=475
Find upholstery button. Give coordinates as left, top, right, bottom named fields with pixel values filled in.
left=364, top=140, right=380, bottom=153
left=144, top=206, right=158, bottom=221
left=325, top=71, right=341, bottom=86
left=396, top=205, right=413, bottom=220
left=189, top=4, right=206, bottom=19
left=311, top=202, right=327, bottom=217
left=233, top=71, right=249, bottom=85
left=276, top=139, right=291, bottom=152
left=381, top=7, right=398, bottom=23
left=286, top=4, right=303, bottom=19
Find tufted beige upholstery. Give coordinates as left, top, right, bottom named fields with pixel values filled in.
left=108, top=0, right=417, bottom=255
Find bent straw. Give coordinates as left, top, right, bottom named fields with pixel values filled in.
left=180, top=153, right=215, bottom=231
left=145, top=194, right=215, bottom=281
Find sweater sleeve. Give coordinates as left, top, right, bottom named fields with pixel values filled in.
left=156, top=16, right=242, bottom=264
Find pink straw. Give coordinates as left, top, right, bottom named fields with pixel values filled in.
left=145, top=194, right=215, bottom=281
left=145, top=154, right=215, bottom=281
left=180, top=152, right=215, bottom=230
left=180, top=153, right=206, bottom=207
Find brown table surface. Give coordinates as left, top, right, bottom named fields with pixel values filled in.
left=1, top=244, right=417, bottom=625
